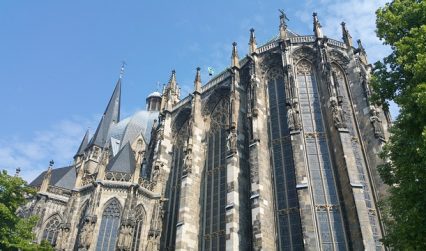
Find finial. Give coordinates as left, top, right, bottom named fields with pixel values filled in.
left=49, top=160, right=54, bottom=167
left=249, top=28, right=257, bottom=54
left=231, top=42, right=240, bottom=68
left=119, top=61, right=126, bottom=79
left=194, top=67, right=202, bottom=93
left=341, top=22, right=353, bottom=47
left=357, top=39, right=365, bottom=52
left=15, top=167, right=21, bottom=177
left=279, top=9, right=289, bottom=40
left=168, top=70, right=177, bottom=89
left=313, top=12, right=323, bottom=38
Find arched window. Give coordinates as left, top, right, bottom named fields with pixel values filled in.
left=42, top=214, right=61, bottom=246
left=296, top=60, right=347, bottom=250
left=131, top=205, right=146, bottom=251
left=266, top=67, right=303, bottom=250
left=96, top=198, right=122, bottom=251
left=201, top=96, right=229, bottom=250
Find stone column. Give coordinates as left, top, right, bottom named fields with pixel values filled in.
left=248, top=54, right=277, bottom=251
left=174, top=68, right=205, bottom=251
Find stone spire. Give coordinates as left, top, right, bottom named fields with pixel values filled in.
left=90, top=78, right=121, bottom=147
left=40, top=160, right=54, bottom=192
left=356, top=39, right=368, bottom=64
left=279, top=9, right=288, bottom=40
left=74, top=130, right=89, bottom=159
left=194, top=67, right=202, bottom=94
left=231, top=42, right=240, bottom=69
left=313, top=12, right=323, bottom=38
left=249, top=28, right=257, bottom=54
left=161, top=70, right=180, bottom=112
left=341, top=22, right=353, bottom=47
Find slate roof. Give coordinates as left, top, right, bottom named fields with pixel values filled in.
left=74, top=130, right=89, bottom=157
left=29, top=165, right=76, bottom=190
left=90, top=79, right=121, bottom=147
left=105, top=142, right=136, bottom=174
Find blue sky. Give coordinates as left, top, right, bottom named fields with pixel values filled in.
left=0, top=0, right=392, bottom=182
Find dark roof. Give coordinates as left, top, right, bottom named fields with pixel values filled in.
left=106, top=142, right=136, bottom=174
left=75, top=130, right=89, bottom=157
left=29, top=166, right=76, bottom=190
left=90, top=79, right=121, bottom=147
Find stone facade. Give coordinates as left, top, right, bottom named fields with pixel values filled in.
left=25, top=12, right=390, bottom=251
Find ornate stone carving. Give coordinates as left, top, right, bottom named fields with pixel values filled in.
left=287, top=102, right=301, bottom=131
left=369, top=106, right=385, bottom=141
left=330, top=97, right=347, bottom=129
left=79, top=220, right=94, bottom=250
left=182, top=150, right=192, bottom=175
left=227, top=128, right=237, bottom=154
left=117, top=225, right=133, bottom=251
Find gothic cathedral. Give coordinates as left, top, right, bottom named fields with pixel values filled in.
left=24, top=12, right=391, bottom=251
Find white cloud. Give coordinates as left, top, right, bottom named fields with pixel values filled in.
left=298, top=0, right=390, bottom=63
left=0, top=116, right=97, bottom=183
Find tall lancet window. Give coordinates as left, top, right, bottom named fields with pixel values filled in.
left=201, top=97, right=229, bottom=251
left=164, top=118, right=189, bottom=250
left=331, top=63, right=382, bottom=250
left=266, top=67, right=303, bottom=250
left=42, top=214, right=61, bottom=246
left=296, top=60, right=348, bottom=250
left=131, top=205, right=146, bottom=251
left=96, top=198, right=122, bottom=251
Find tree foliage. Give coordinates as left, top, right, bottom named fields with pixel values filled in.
left=372, top=0, right=426, bottom=249
left=0, top=170, right=53, bottom=250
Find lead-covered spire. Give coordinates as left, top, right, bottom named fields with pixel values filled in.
left=313, top=12, right=323, bottom=38
left=231, top=42, right=240, bottom=69
left=90, top=77, right=121, bottom=147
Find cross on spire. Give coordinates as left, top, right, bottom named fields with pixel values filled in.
left=119, top=61, right=127, bottom=79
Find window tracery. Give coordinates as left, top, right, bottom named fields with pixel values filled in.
left=96, top=198, right=122, bottom=251
left=42, top=214, right=61, bottom=246
left=131, top=205, right=145, bottom=251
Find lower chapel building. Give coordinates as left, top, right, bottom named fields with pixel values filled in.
left=24, top=12, right=391, bottom=251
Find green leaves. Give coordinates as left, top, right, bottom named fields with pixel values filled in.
left=0, top=170, right=52, bottom=250
left=374, top=0, right=426, bottom=249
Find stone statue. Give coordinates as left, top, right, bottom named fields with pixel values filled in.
left=369, top=106, right=385, bottom=140
left=117, top=225, right=133, bottom=250
left=330, top=98, right=346, bottom=129
left=183, top=152, right=192, bottom=175
left=227, top=129, right=237, bottom=153
left=79, top=222, right=93, bottom=249
left=287, top=103, right=300, bottom=131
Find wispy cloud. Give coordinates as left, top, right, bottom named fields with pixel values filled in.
left=297, top=0, right=390, bottom=63
left=0, top=116, right=97, bottom=182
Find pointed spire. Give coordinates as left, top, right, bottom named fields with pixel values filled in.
left=40, top=160, right=54, bottom=192
left=313, top=12, right=323, bottom=38
left=357, top=39, right=366, bottom=54
left=90, top=77, right=121, bottom=147
left=74, top=130, right=90, bottom=158
left=341, top=22, right=353, bottom=47
left=249, top=28, right=257, bottom=54
left=169, top=70, right=177, bottom=90
left=194, top=67, right=202, bottom=94
left=279, top=9, right=289, bottom=40
left=231, top=42, right=240, bottom=69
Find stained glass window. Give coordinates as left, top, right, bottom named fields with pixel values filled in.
left=96, top=198, right=122, bottom=251
left=201, top=97, right=229, bottom=251
left=42, top=214, right=61, bottom=246
left=131, top=205, right=145, bottom=251
left=267, top=67, right=303, bottom=250
left=296, top=60, right=347, bottom=250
